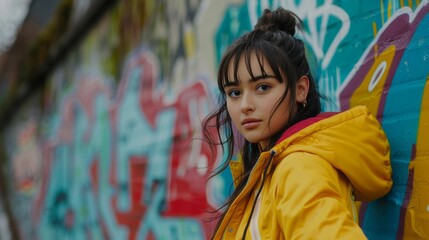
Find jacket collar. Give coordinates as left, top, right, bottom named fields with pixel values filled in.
left=276, top=112, right=339, bottom=144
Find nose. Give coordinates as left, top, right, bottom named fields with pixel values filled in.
left=240, top=92, right=255, bottom=113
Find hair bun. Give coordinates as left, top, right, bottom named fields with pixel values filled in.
left=254, top=8, right=299, bottom=36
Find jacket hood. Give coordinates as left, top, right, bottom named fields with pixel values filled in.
left=270, top=105, right=392, bottom=201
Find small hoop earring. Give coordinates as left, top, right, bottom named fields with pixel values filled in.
left=303, top=100, right=307, bottom=108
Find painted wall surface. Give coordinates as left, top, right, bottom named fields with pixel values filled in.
left=3, top=0, right=429, bottom=239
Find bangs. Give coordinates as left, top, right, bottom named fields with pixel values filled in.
left=218, top=40, right=286, bottom=93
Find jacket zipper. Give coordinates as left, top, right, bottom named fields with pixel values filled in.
left=350, top=186, right=358, bottom=223
left=241, top=150, right=276, bottom=239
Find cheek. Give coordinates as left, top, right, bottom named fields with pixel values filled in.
left=226, top=100, right=232, bottom=113
left=226, top=101, right=240, bottom=124
left=272, top=96, right=292, bottom=120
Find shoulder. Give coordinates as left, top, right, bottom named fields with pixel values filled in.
left=272, top=152, right=336, bottom=180
left=270, top=152, right=343, bottom=195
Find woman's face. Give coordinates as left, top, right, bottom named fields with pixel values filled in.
left=224, top=53, right=292, bottom=149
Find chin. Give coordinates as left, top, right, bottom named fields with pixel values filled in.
left=244, top=137, right=263, bottom=144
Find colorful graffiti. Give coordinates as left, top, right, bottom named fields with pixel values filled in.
left=3, top=0, right=429, bottom=239
left=22, top=47, right=223, bottom=239
left=11, top=120, right=43, bottom=195
left=340, top=2, right=429, bottom=239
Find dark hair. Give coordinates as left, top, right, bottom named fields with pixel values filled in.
left=203, top=7, right=321, bottom=236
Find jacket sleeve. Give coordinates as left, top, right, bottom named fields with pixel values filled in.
left=270, top=152, right=367, bottom=240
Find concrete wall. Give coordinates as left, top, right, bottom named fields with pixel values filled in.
left=2, top=0, right=429, bottom=239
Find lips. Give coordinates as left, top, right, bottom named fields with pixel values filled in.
left=241, top=118, right=262, bottom=129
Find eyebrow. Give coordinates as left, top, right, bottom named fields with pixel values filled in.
left=223, top=74, right=276, bottom=87
left=250, top=74, right=276, bottom=82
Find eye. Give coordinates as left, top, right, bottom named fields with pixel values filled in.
left=256, top=84, right=271, bottom=92
left=227, top=89, right=241, bottom=98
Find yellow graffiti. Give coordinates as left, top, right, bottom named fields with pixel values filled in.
left=382, top=0, right=421, bottom=25
left=349, top=45, right=396, bottom=116
left=398, top=0, right=421, bottom=9
left=388, top=1, right=393, bottom=19
left=372, top=22, right=378, bottom=37
left=184, top=24, right=196, bottom=58
left=403, top=76, right=429, bottom=239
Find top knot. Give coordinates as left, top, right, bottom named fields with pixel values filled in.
left=254, top=7, right=300, bottom=36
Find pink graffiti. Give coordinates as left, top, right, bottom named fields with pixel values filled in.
left=109, top=48, right=219, bottom=239
left=32, top=47, right=220, bottom=239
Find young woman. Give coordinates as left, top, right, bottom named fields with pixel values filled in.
left=203, top=7, right=393, bottom=239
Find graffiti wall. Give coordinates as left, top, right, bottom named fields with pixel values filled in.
left=3, top=0, right=429, bottom=239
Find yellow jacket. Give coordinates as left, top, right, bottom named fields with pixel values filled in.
left=213, top=106, right=393, bottom=239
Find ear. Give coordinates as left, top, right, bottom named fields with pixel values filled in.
left=295, top=75, right=310, bottom=103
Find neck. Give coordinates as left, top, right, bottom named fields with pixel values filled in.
left=258, top=141, right=268, bottom=152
